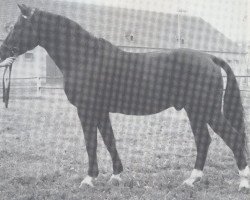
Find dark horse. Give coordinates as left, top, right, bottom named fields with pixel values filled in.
left=0, top=4, right=249, bottom=189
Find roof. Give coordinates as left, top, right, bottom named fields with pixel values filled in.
left=0, top=0, right=245, bottom=53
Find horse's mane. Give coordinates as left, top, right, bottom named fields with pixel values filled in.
left=37, top=9, right=117, bottom=50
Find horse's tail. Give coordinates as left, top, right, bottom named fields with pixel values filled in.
left=211, top=55, right=248, bottom=153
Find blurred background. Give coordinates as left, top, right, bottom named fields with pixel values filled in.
left=0, top=1, right=250, bottom=199
left=0, top=0, right=249, bottom=94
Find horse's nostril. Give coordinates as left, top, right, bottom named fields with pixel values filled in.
left=11, top=47, right=19, bottom=57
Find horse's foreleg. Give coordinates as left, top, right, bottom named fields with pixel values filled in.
left=98, top=113, right=123, bottom=184
left=78, top=109, right=98, bottom=187
left=184, top=110, right=211, bottom=187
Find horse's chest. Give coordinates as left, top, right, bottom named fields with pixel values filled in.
left=63, top=65, right=108, bottom=108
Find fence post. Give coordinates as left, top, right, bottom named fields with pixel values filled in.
left=36, top=77, right=41, bottom=97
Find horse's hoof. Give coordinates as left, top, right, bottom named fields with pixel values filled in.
left=238, top=166, right=250, bottom=191
left=183, top=179, right=195, bottom=187
left=239, top=179, right=250, bottom=191
left=183, top=169, right=203, bottom=187
left=79, top=175, right=95, bottom=188
left=108, top=174, right=122, bottom=186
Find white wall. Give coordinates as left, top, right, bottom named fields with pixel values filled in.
left=11, top=46, right=47, bottom=78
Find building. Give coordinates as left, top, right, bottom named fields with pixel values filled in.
left=0, top=0, right=248, bottom=83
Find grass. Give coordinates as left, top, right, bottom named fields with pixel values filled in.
left=0, top=90, right=250, bottom=200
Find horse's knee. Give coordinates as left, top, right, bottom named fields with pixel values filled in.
left=195, top=129, right=211, bottom=149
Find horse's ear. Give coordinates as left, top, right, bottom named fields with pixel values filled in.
left=17, top=4, right=32, bottom=19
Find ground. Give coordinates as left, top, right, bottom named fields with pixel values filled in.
left=0, top=89, right=250, bottom=200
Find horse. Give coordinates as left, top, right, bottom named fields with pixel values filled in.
left=0, top=4, right=249, bottom=190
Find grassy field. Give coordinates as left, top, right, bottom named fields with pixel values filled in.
left=0, top=90, right=250, bottom=200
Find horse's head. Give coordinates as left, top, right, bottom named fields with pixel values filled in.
left=0, top=4, right=39, bottom=60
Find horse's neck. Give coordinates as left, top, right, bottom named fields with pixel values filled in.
left=37, top=13, right=90, bottom=73
left=36, top=11, right=125, bottom=74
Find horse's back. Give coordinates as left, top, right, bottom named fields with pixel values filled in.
left=105, top=49, right=223, bottom=114
left=164, top=49, right=223, bottom=113
left=63, top=46, right=223, bottom=116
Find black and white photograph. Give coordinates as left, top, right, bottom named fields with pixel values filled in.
left=0, top=0, right=250, bottom=199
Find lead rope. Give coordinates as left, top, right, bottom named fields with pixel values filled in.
left=2, top=63, right=12, bottom=108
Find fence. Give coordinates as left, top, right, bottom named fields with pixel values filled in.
left=0, top=76, right=63, bottom=97
left=0, top=76, right=250, bottom=98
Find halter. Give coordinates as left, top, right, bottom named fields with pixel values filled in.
left=1, top=44, right=19, bottom=108
left=1, top=9, right=38, bottom=108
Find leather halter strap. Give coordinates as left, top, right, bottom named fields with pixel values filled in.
left=1, top=45, right=18, bottom=108
left=2, top=63, right=12, bottom=108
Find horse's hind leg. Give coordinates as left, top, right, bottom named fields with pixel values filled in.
left=183, top=110, right=211, bottom=186
left=208, top=113, right=249, bottom=190
left=98, top=113, right=123, bottom=183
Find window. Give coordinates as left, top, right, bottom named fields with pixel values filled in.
left=130, top=35, right=134, bottom=41
left=181, top=38, right=185, bottom=44
left=125, top=32, right=134, bottom=42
